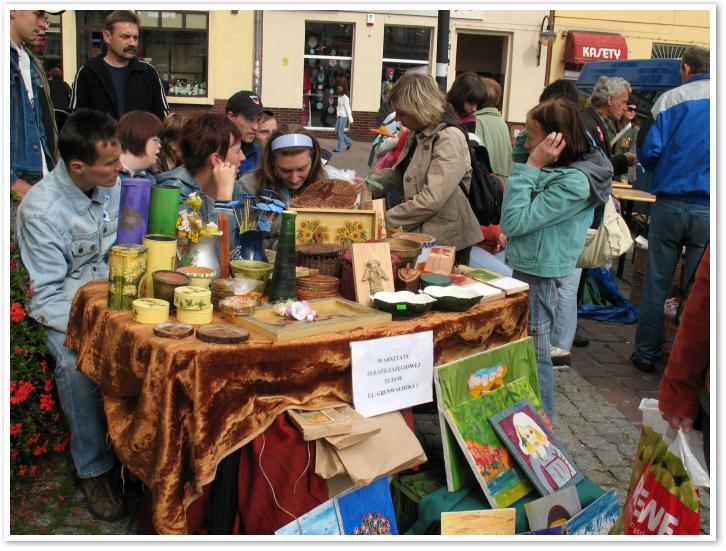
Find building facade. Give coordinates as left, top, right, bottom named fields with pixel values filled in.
left=41, top=9, right=710, bottom=140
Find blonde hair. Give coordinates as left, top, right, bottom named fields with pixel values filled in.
left=386, top=72, right=446, bottom=128
left=513, top=412, right=549, bottom=457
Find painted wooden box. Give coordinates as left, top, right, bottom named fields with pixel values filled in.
left=290, top=208, right=377, bottom=246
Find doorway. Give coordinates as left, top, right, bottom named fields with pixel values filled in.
left=454, top=32, right=509, bottom=113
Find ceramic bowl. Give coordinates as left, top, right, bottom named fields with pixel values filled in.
left=381, top=238, right=422, bottom=269
left=421, top=272, right=452, bottom=288
left=176, top=266, right=217, bottom=289
left=152, top=270, right=190, bottom=310
left=422, top=285, right=484, bottom=312
left=371, top=290, right=436, bottom=319
left=229, top=260, right=274, bottom=292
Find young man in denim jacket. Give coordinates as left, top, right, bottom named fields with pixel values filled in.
left=10, top=9, right=55, bottom=199
left=16, top=109, right=126, bottom=521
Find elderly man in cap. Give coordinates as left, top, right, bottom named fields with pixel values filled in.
left=226, top=90, right=274, bottom=176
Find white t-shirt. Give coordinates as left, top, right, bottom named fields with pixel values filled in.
left=336, top=94, right=353, bottom=122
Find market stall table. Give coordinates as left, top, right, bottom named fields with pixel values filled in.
left=65, top=280, right=528, bottom=534
left=611, top=187, right=657, bottom=278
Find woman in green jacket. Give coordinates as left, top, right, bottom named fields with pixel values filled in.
left=501, top=98, right=598, bottom=419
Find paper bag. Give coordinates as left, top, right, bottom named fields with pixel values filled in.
left=315, top=439, right=347, bottom=479
left=324, top=405, right=381, bottom=449
left=333, top=410, right=426, bottom=486
left=288, top=407, right=353, bottom=441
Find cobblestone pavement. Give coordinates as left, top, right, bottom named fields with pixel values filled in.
left=7, top=140, right=711, bottom=535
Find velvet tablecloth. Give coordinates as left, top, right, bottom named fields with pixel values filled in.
left=65, top=280, right=528, bottom=534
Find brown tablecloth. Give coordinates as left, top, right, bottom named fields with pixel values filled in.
left=65, top=280, right=528, bottom=534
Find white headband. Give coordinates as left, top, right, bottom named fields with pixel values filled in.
left=270, top=134, right=314, bottom=151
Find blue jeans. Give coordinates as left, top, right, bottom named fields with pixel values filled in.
left=46, top=329, right=115, bottom=479
left=551, top=268, right=582, bottom=351
left=512, top=270, right=563, bottom=420
left=335, top=116, right=352, bottom=151
left=469, top=247, right=512, bottom=276
left=635, top=198, right=710, bottom=362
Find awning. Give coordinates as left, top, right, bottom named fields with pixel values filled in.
left=564, top=31, right=628, bottom=64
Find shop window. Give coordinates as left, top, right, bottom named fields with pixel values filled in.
left=75, top=10, right=208, bottom=98
left=380, top=25, right=432, bottom=106
left=302, top=22, right=354, bottom=128
left=32, top=12, right=62, bottom=74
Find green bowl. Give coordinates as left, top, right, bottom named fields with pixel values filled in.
left=422, top=285, right=483, bottom=312
left=421, top=272, right=452, bottom=288
left=371, top=291, right=436, bottom=319
left=229, top=260, right=273, bottom=291
left=381, top=238, right=422, bottom=269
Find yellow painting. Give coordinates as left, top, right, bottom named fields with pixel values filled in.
left=291, top=208, right=376, bottom=246
left=440, top=508, right=516, bottom=535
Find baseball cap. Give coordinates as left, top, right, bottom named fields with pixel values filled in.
left=226, top=90, right=273, bottom=117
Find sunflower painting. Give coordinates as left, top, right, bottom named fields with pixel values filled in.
left=296, top=219, right=330, bottom=245
left=336, top=220, right=368, bottom=245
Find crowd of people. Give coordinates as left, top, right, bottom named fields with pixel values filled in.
left=10, top=8, right=710, bottom=526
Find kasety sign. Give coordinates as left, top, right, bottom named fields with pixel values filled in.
left=580, top=46, right=625, bottom=60
left=350, top=331, right=434, bottom=417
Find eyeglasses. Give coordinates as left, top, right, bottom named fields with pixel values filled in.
left=627, top=107, right=637, bottom=112
left=151, top=137, right=162, bottom=144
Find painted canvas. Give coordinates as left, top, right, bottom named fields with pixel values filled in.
left=291, top=208, right=376, bottom=246
left=524, top=485, right=582, bottom=531
left=440, top=508, right=516, bottom=535
left=565, top=488, right=620, bottom=535
left=444, top=378, right=545, bottom=508
left=433, top=337, right=540, bottom=493
left=275, top=499, right=341, bottom=535
left=489, top=399, right=584, bottom=496
left=335, top=476, right=398, bottom=535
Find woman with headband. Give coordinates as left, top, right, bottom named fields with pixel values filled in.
left=240, top=127, right=361, bottom=247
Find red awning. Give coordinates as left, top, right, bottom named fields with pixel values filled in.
left=564, top=31, right=628, bottom=64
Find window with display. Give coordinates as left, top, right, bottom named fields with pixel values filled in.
left=302, top=22, right=354, bottom=128
left=75, top=10, right=209, bottom=98
left=380, top=26, right=432, bottom=105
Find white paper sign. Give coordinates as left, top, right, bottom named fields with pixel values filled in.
left=350, top=331, right=434, bottom=417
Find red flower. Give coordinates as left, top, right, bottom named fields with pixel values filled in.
left=40, top=359, right=48, bottom=373
left=33, top=440, right=49, bottom=456
left=10, top=380, right=35, bottom=405
left=10, top=380, right=17, bottom=395
left=10, top=422, right=23, bottom=437
left=44, top=379, right=53, bottom=392
left=10, top=302, right=27, bottom=322
left=17, top=465, right=26, bottom=477
left=15, top=346, right=27, bottom=355
left=29, top=465, right=37, bottom=477
left=25, top=433, right=40, bottom=446
left=54, top=434, right=70, bottom=453
left=24, top=287, right=35, bottom=298
left=39, top=393, right=55, bottom=412
left=10, top=257, right=17, bottom=271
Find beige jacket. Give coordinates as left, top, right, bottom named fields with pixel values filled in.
left=373, top=123, right=482, bottom=250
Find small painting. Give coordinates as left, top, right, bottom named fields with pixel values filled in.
left=489, top=399, right=583, bottom=496
left=565, top=488, right=620, bottom=535
left=335, top=477, right=398, bottom=535
left=440, top=508, right=516, bottom=535
left=296, top=410, right=334, bottom=424
left=292, top=208, right=376, bottom=246
left=351, top=242, right=395, bottom=305
left=275, top=499, right=340, bottom=535
left=524, top=485, right=582, bottom=531
left=467, top=362, right=508, bottom=397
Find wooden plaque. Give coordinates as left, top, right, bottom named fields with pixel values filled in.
left=360, top=198, right=387, bottom=239
left=153, top=322, right=194, bottom=339
left=290, top=207, right=377, bottom=246
left=351, top=242, right=396, bottom=306
left=195, top=324, right=250, bottom=344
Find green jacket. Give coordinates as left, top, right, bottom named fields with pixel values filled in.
left=474, top=107, right=513, bottom=178
left=501, top=163, right=594, bottom=278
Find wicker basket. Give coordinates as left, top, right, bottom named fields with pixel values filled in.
left=295, top=244, right=346, bottom=278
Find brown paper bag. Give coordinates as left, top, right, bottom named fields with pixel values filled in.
left=287, top=407, right=353, bottom=441
left=332, top=410, right=427, bottom=487
left=315, top=439, right=347, bottom=479
left=323, top=405, right=381, bottom=449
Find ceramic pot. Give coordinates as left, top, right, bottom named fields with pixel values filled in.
left=188, top=234, right=221, bottom=276
left=152, top=270, right=190, bottom=310
left=267, top=210, right=298, bottom=303
left=176, top=265, right=217, bottom=290
left=229, top=260, right=273, bottom=292
left=237, top=230, right=269, bottom=262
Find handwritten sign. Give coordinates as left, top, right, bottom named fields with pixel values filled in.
left=350, top=331, right=434, bottom=417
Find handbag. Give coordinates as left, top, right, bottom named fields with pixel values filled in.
left=576, top=196, right=633, bottom=268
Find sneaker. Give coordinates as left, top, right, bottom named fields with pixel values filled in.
left=573, top=332, right=589, bottom=347
left=630, top=352, right=655, bottom=373
left=346, top=144, right=352, bottom=151
left=551, top=346, right=571, bottom=368
left=79, top=471, right=127, bottom=521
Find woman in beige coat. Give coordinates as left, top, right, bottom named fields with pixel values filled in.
left=371, top=73, right=482, bottom=265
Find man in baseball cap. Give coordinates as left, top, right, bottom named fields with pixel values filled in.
left=226, top=90, right=273, bottom=176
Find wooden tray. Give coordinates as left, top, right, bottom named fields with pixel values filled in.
left=228, top=297, right=392, bottom=342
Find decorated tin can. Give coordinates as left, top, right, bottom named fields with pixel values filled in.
left=143, top=234, right=178, bottom=298
left=108, top=244, right=148, bottom=311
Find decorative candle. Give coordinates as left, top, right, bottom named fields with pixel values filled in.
left=116, top=178, right=152, bottom=245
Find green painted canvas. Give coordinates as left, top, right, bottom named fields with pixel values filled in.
left=433, top=337, right=540, bottom=493
left=445, top=377, right=542, bottom=508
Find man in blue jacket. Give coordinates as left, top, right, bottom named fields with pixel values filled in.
left=10, top=9, right=55, bottom=198
left=631, top=46, right=710, bottom=373
left=17, top=109, right=126, bottom=521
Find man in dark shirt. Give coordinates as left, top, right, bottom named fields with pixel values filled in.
left=71, top=10, right=168, bottom=121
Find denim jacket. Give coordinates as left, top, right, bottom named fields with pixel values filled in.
left=10, top=45, right=53, bottom=185
left=16, top=161, right=120, bottom=333
left=155, top=165, right=243, bottom=251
